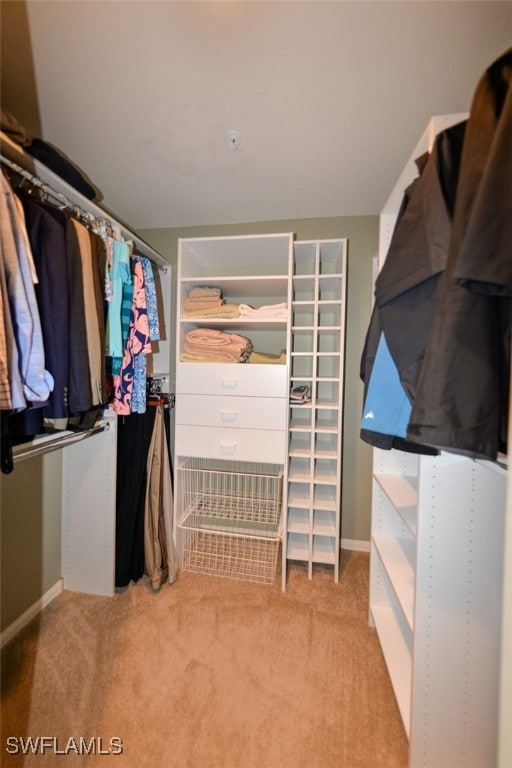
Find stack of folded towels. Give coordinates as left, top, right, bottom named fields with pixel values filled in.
left=183, top=286, right=240, bottom=318
left=181, top=328, right=254, bottom=363
left=239, top=302, right=288, bottom=319
left=184, top=286, right=223, bottom=310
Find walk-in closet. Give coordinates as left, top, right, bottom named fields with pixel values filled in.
left=1, top=3, right=510, bottom=767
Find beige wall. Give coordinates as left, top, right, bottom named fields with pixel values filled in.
left=139, top=215, right=377, bottom=543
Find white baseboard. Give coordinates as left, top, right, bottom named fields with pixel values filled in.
left=1, top=579, right=63, bottom=649
left=341, top=538, right=370, bottom=552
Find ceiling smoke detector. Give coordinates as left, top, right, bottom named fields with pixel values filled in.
left=225, top=130, right=240, bottom=150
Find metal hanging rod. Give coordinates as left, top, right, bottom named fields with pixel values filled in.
left=1, top=153, right=96, bottom=224
left=0, top=131, right=169, bottom=270
left=10, top=422, right=109, bottom=465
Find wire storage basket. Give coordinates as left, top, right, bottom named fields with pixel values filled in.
left=180, top=529, right=280, bottom=585
left=177, top=457, right=283, bottom=584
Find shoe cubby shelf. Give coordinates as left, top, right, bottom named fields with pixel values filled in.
left=283, top=239, right=347, bottom=586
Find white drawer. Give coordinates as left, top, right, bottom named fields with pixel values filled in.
left=176, top=394, right=287, bottom=431
left=176, top=362, right=288, bottom=397
left=175, top=424, right=287, bottom=464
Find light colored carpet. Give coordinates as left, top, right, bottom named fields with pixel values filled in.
left=1, top=550, right=408, bottom=767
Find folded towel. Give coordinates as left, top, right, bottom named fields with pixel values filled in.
left=238, top=302, right=288, bottom=319
left=248, top=349, right=287, bottom=364
left=184, top=341, right=252, bottom=359
left=182, top=303, right=240, bottom=319
left=183, top=297, right=225, bottom=310
left=188, top=286, right=222, bottom=299
left=185, top=328, right=252, bottom=348
left=183, top=329, right=253, bottom=368
left=180, top=351, right=244, bottom=363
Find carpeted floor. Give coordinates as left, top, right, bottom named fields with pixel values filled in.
left=1, top=550, right=408, bottom=767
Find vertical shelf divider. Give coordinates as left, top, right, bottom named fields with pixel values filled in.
left=283, top=239, right=347, bottom=586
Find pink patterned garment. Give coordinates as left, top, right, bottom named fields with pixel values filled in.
left=110, top=258, right=150, bottom=415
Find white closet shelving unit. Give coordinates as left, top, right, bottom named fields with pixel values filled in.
left=1, top=131, right=172, bottom=598
left=369, top=115, right=508, bottom=767
left=174, top=234, right=348, bottom=589
left=174, top=234, right=293, bottom=585
left=284, top=239, right=347, bottom=587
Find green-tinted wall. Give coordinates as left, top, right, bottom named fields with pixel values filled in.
left=1, top=452, right=62, bottom=631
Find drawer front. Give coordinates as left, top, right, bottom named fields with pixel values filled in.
left=176, top=394, right=287, bottom=431
left=175, top=425, right=287, bottom=464
left=176, top=362, right=288, bottom=397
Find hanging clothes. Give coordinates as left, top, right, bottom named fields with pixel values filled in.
left=359, top=305, right=438, bottom=455
left=105, top=239, right=132, bottom=365
left=361, top=48, right=511, bottom=462
left=0, top=172, right=53, bottom=411
left=144, top=403, right=178, bottom=591
left=1, top=143, right=172, bottom=589
left=63, top=216, right=92, bottom=415
left=358, top=123, right=465, bottom=455
left=111, top=255, right=151, bottom=415
left=115, top=408, right=157, bottom=589
left=21, top=195, right=70, bottom=422
left=407, top=48, right=511, bottom=460
left=71, top=218, right=107, bottom=409
left=361, top=332, right=412, bottom=439
left=375, top=121, right=466, bottom=405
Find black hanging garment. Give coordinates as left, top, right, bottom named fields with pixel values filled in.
left=407, top=48, right=512, bottom=460
left=359, top=121, right=466, bottom=455
left=115, top=408, right=157, bottom=590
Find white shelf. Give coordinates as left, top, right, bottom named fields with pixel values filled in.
left=287, top=508, right=310, bottom=534
left=369, top=110, right=507, bottom=768
left=313, top=485, right=337, bottom=511
left=372, top=534, right=415, bottom=630
left=180, top=317, right=287, bottom=329
left=312, top=535, right=336, bottom=564
left=313, top=509, right=337, bottom=537
left=178, top=233, right=291, bottom=278
left=181, top=274, right=288, bottom=290
left=174, top=233, right=293, bottom=587
left=287, top=486, right=311, bottom=508
left=375, top=473, right=418, bottom=536
left=371, top=604, right=412, bottom=736
left=313, top=467, right=338, bottom=484
left=288, top=468, right=312, bottom=483
left=284, top=239, right=347, bottom=586
left=287, top=532, right=309, bottom=561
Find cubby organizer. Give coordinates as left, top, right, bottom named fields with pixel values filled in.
left=283, top=239, right=347, bottom=587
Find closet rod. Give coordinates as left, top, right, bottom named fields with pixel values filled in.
left=12, top=423, right=109, bottom=464
left=0, top=131, right=169, bottom=271
left=1, top=154, right=96, bottom=225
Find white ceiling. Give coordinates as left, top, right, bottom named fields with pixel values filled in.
left=4, top=1, right=512, bottom=229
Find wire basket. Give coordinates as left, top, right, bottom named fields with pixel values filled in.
left=177, top=457, right=283, bottom=538
left=177, top=457, right=283, bottom=584
left=181, top=528, right=280, bottom=585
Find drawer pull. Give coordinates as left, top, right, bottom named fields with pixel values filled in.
left=220, top=378, right=238, bottom=389
left=220, top=442, right=237, bottom=454
left=220, top=410, right=237, bottom=422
